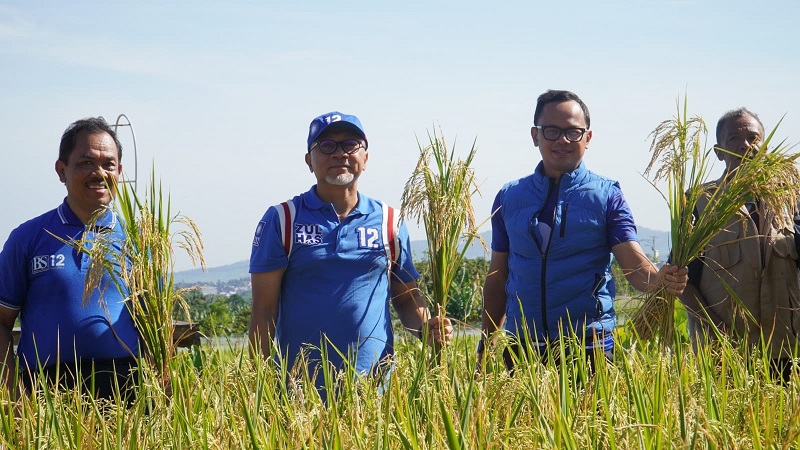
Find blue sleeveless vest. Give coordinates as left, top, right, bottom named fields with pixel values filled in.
left=500, top=162, right=618, bottom=343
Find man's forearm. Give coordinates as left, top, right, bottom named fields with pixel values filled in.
left=391, top=282, right=430, bottom=334
left=481, top=280, right=507, bottom=339
left=0, top=328, right=17, bottom=395
left=248, top=318, right=275, bottom=360
left=249, top=269, right=284, bottom=360
left=482, top=251, right=510, bottom=342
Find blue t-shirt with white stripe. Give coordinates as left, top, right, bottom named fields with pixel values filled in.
left=0, top=200, right=139, bottom=369
left=250, top=186, right=419, bottom=378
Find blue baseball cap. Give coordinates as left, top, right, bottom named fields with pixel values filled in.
left=307, top=111, right=368, bottom=151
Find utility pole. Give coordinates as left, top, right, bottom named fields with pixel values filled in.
left=649, top=236, right=659, bottom=263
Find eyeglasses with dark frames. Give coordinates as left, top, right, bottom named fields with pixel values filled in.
left=310, top=139, right=366, bottom=155
left=535, top=126, right=589, bottom=143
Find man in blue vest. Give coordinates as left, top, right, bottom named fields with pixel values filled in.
left=480, top=90, right=688, bottom=370
left=249, top=111, right=452, bottom=394
left=0, top=117, right=139, bottom=401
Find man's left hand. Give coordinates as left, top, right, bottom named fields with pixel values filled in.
left=423, top=316, right=454, bottom=345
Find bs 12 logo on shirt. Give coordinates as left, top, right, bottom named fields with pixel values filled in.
left=31, top=254, right=66, bottom=274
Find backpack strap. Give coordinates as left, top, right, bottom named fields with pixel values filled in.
left=278, top=199, right=399, bottom=266
left=380, top=202, right=401, bottom=271
left=275, top=200, right=296, bottom=257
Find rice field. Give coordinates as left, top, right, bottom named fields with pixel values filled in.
left=5, top=115, right=796, bottom=449
left=1, top=322, right=798, bottom=449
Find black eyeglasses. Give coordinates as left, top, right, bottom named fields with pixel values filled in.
left=535, top=126, right=588, bottom=143
left=310, top=139, right=366, bottom=155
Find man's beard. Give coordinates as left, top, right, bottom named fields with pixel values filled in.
left=326, top=173, right=355, bottom=186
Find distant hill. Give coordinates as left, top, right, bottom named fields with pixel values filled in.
left=175, top=260, right=250, bottom=285
left=174, top=226, right=671, bottom=284
left=409, top=230, right=493, bottom=261
left=412, top=226, right=671, bottom=262
left=637, top=226, right=671, bottom=263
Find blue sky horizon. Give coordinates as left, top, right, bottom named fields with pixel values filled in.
left=2, top=1, right=799, bottom=271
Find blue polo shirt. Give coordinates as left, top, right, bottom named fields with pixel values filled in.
left=250, top=186, right=419, bottom=377
left=0, top=200, right=139, bottom=370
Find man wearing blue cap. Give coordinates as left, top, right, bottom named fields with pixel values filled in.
left=249, top=111, right=452, bottom=393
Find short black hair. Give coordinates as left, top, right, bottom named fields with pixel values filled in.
left=58, top=117, right=122, bottom=163
left=715, top=107, right=764, bottom=144
left=533, top=90, right=591, bottom=129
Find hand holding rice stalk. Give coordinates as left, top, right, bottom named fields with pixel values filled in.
left=401, top=129, right=487, bottom=350
left=72, top=169, right=205, bottom=393
left=631, top=99, right=800, bottom=343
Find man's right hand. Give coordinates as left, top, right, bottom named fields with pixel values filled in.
left=422, top=315, right=454, bottom=345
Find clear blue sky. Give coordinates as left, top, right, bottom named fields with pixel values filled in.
left=2, top=0, right=799, bottom=271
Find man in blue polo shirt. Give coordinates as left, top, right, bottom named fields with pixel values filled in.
left=0, top=117, right=139, bottom=400
left=249, top=111, right=452, bottom=393
left=480, top=90, right=688, bottom=371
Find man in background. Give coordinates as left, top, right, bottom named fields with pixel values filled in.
left=679, top=108, right=800, bottom=383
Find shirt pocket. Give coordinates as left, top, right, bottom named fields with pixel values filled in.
left=771, top=228, right=798, bottom=261
left=704, top=227, right=741, bottom=271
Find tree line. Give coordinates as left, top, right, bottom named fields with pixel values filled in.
left=175, top=256, right=638, bottom=336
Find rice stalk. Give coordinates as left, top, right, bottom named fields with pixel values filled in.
left=400, top=128, right=487, bottom=318
left=69, top=167, right=206, bottom=391
left=630, top=97, right=800, bottom=342
left=3, top=331, right=800, bottom=448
